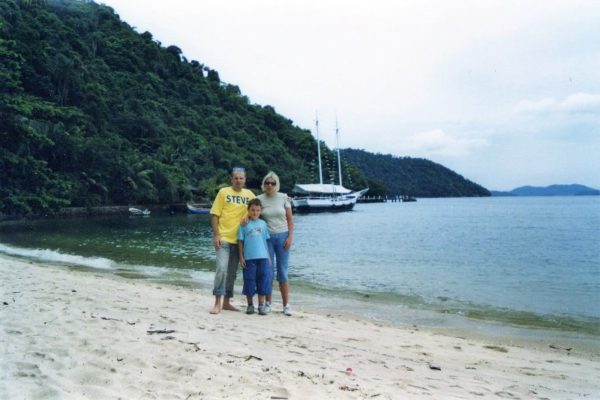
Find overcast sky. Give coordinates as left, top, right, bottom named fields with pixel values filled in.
left=100, top=0, right=600, bottom=190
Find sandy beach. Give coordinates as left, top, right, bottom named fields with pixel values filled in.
left=1, top=254, right=598, bottom=399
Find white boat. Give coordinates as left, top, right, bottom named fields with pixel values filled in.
left=128, top=207, right=151, bottom=216
left=186, top=203, right=210, bottom=214
left=292, top=184, right=369, bottom=212
left=292, top=116, right=368, bottom=212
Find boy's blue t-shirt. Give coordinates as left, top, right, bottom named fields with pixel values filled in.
left=237, top=219, right=270, bottom=260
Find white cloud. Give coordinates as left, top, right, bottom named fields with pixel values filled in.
left=515, top=93, right=600, bottom=115
left=562, top=93, right=600, bottom=113
left=402, top=129, right=488, bottom=158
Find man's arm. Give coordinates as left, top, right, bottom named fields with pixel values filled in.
left=211, top=214, right=221, bottom=249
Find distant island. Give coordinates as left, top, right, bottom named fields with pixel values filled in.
left=491, top=184, right=600, bottom=197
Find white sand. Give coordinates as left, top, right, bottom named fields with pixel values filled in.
left=1, top=254, right=599, bottom=399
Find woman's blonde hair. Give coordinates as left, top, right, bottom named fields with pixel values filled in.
left=261, top=171, right=280, bottom=192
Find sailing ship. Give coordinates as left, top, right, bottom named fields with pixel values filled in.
left=292, top=117, right=368, bottom=212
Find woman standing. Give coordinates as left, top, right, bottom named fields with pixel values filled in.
left=257, top=171, right=294, bottom=316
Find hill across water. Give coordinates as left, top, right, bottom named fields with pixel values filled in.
left=491, top=184, right=600, bottom=196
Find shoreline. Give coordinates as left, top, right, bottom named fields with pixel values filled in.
left=285, top=282, right=600, bottom=349
left=1, top=200, right=598, bottom=346
left=2, top=241, right=599, bottom=348
left=2, top=254, right=599, bottom=399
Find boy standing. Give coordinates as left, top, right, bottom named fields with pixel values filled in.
left=238, top=199, right=272, bottom=315
left=210, top=167, right=255, bottom=314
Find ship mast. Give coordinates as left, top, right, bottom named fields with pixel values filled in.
left=335, top=117, right=343, bottom=187
left=315, top=112, right=323, bottom=185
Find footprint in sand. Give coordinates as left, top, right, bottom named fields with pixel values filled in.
left=495, top=391, right=519, bottom=399
left=469, top=391, right=485, bottom=396
left=14, top=362, right=42, bottom=378
left=270, top=387, right=290, bottom=399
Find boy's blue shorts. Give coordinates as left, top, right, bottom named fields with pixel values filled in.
left=242, top=258, right=272, bottom=297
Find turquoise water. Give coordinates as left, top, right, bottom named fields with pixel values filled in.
left=1, top=196, right=599, bottom=339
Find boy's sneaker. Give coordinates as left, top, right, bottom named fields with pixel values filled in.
left=264, top=302, right=271, bottom=314
left=258, top=304, right=267, bottom=315
left=283, top=304, right=292, bottom=316
left=246, top=304, right=255, bottom=315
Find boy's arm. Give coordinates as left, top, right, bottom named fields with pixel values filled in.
left=238, top=240, right=246, bottom=268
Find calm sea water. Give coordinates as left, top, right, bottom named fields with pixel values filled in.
left=1, top=197, right=599, bottom=340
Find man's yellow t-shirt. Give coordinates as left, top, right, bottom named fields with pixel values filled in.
left=210, top=187, right=256, bottom=244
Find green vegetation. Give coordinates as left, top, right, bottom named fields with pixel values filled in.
left=0, top=0, right=369, bottom=216
left=1, top=0, right=487, bottom=216
left=341, top=149, right=490, bottom=197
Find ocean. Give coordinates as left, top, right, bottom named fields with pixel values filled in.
left=1, top=196, right=599, bottom=344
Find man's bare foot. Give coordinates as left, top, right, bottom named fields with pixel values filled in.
left=209, top=304, right=221, bottom=314
left=222, top=303, right=240, bottom=312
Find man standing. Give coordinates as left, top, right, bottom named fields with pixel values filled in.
left=210, top=167, right=255, bottom=314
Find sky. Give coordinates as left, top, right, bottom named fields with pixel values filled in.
left=100, top=0, right=600, bottom=190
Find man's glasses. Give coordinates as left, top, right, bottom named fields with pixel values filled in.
left=265, top=181, right=276, bottom=186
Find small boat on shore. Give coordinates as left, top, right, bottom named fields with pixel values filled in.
left=186, top=203, right=210, bottom=214
left=129, top=207, right=150, bottom=216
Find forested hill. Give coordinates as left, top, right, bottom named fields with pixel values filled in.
left=1, top=0, right=488, bottom=216
left=1, top=0, right=369, bottom=215
left=341, top=149, right=490, bottom=197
